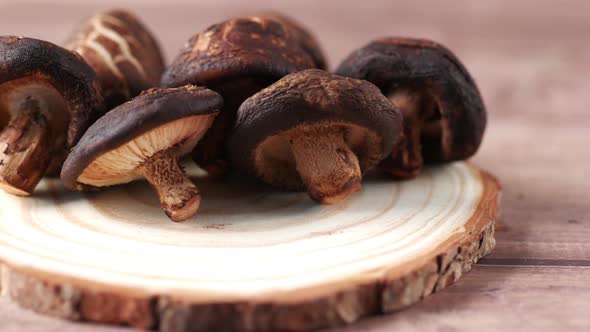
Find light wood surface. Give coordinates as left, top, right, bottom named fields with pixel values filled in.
left=0, top=163, right=499, bottom=330
left=0, top=0, right=589, bottom=331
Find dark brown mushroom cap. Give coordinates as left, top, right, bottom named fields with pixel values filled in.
left=0, top=36, right=103, bottom=147
left=161, top=17, right=317, bottom=88
left=67, top=9, right=165, bottom=109
left=60, top=85, right=222, bottom=190
left=228, top=69, right=403, bottom=179
left=252, top=12, right=327, bottom=70
left=335, top=37, right=486, bottom=162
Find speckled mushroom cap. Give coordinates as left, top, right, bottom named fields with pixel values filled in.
left=67, top=9, right=165, bottom=109
left=161, top=16, right=316, bottom=87
left=253, top=12, right=327, bottom=70
left=61, top=85, right=222, bottom=190
left=0, top=36, right=103, bottom=147
left=161, top=16, right=320, bottom=176
left=335, top=37, right=486, bottom=164
left=228, top=69, right=403, bottom=189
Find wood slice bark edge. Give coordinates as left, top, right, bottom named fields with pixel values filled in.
left=0, top=167, right=500, bottom=332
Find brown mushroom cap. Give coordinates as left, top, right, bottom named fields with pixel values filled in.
left=67, top=9, right=165, bottom=109
left=335, top=37, right=486, bottom=178
left=228, top=69, right=402, bottom=203
left=0, top=36, right=103, bottom=195
left=161, top=17, right=316, bottom=88
left=251, top=12, right=327, bottom=70
left=62, top=86, right=222, bottom=222
left=161, top=16, right=319, bottom=177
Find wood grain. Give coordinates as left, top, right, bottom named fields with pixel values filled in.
left=329, top=265, right=590, bottom=332
left=0, top=163, right=499, bottom=331
left=0, top=0, right=588, bottom=331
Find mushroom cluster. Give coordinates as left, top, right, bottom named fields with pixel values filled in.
left=161, top=13, right=324, bottom=177
left=1, top=10, right=486, bottom=222
left=0, top=9, right=163, bottom=195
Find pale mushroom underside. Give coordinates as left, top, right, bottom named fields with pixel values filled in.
left=78, top=115, right=216, bottom=186
left=254, top=122, right=384, bottom=190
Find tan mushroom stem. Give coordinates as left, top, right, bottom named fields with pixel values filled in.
left=288, top=126, right=361, bottom=204
left=135, top=149, right=201, bottom=222
left=0, top=99, right=54, bottom=196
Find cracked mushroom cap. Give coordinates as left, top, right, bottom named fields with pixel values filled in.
left=335, top=37, right=486, bottom=178
left=61, top=86, right=222, bottom=190
left=161, top=16, right=316, bottom=88
left=251, top=12, right=327, bottom=70
left=161, top=16, right=319, bottom=176
left=228, top=69, right=403, bottom=203
left=0, top=36, right=103, bottom=148
left=67, top=9, right=165, bottom=109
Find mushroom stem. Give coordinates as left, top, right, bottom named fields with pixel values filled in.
left=381, top=117, right=423, bottom=178
left=0, top=100, right=53, bottom=195
left=135, top=150, right=201, bottom=222
left=382, top=90, right=424, bottom=178
left=288, top=127, right=361, bottom=204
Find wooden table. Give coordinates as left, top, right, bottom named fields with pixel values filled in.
left=1, top=0, right=588, bottom=331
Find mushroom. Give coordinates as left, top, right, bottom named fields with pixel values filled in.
left=67, top=9, right=165, bottom=109
left=161, top=16, right=321, bottom=177
left=228, top=69, right=403, bottom=204
left=335, top=37, right=486, bottom=178
left=60, top=86, right=222, bottom=222
left=251, top=11, right=327, bottom=70
left=0, top=36, right=103, bottom=195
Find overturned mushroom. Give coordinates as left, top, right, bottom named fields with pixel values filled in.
left=0, top=36, right=103, bottom=195
left=67, top=9, right=165, bottom=109
left=228, top=69, right=402, bottom=204
left=61, top=86, right=222, bottom=221
left=336, top=37, right=486, bottom=178
left=161, top=16, right=320, bottom=177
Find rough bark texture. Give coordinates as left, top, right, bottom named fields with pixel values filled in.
left=6, top=271, right=156, bottom=329
left=0, top=169, right=499, bottom=332
left=1, top=2, right=588, bottom=332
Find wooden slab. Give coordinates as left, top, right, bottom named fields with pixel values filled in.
left=0, top=162, right=500, bottom=331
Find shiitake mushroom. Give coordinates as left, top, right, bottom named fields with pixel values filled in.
left=61, top=86, right=222, bottom=222
left=336, top=37, right=487, bottom=178
left=67, top=9, right=165, bottom=109
left=161, top=14, right=324, bottom=177
left=0, top=36, right=103, bottom=195
left=228, top=69, right=403, bottom=204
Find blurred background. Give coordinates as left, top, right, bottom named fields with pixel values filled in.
left=1, top=0, right=588, bottom=331
left=2, top=0, right=588, bottom=123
